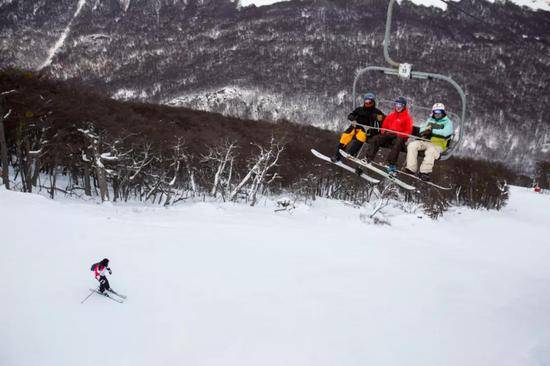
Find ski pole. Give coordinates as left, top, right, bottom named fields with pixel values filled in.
left=80, top=287, right=98, bottom=304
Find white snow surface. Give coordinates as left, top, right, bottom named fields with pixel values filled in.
left=2, top=186, right=550, bottom=366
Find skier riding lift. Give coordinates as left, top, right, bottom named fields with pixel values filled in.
left=404, top=102, right=453, bottom=181
left=92, top=258, right=113, bottom=295
left=363, top=96, right=414, bottom=174
left=331, top=92, right=385, bottom=162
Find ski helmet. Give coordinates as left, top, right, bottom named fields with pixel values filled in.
left=363, top=92, right=376, bottom=101
left=100, top=258, right=109, bottom=266
left=432, top=103, right=446, bottom=114
left=394, top=96, right=407, bottom=106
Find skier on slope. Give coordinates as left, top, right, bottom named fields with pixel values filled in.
left=404, top=102, right=453, bottom=181
left=331, top=92, right=385, bottom=162
left=92, top=258, right=113, bottom=295
left=363, top=96, right=414, bottom=174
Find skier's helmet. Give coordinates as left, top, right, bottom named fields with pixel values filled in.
left=363, top=92, right=376, bottom=101
left=394, top=96, right=407, bottom=110
left=431, top=103, right=446, bottom=118
left=363, top=93, right=376, bottom=106
left=432, top=102, right=445, bottom=113
left=100, top=258, right=109, bottom=266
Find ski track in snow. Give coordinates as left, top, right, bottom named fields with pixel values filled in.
left=1, top=186, right=550, bottom=366
left=38, top=0, right=87, bottom=71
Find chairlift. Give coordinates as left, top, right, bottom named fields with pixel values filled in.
left=351, top=0, right=466, bottom=160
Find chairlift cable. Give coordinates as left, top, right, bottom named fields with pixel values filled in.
left=437, top=0, right=488, bottom=24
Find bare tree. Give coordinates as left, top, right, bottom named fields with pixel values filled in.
left=202, top=139, right=237, bottom=199
left=78, top=125, right=110, bottom=202
left=230, top=137, right=284, bottom=206
left=0, top=95, right=11, bottom=189
left=368, top=183, right=397, bottom=219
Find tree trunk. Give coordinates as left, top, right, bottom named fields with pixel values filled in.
left=83, top=164, right=92, bottom=196
left=92, top=145, right=109, bottom=202
left=95, top=162, right=109, bottom=202
left=0, top=96, right=10, bottom=189
left=0, top=116, right=9, bottom=190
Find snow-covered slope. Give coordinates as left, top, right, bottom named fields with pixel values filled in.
left=1, top=187, right=550, bottom=366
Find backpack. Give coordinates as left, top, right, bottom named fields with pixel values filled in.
left=90, top=262, right=98, bottom=271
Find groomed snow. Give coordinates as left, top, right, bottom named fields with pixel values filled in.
left=1, top=186, right=550, bottom=365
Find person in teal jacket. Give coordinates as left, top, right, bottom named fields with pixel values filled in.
left=405, top=103, right=453, bottom=181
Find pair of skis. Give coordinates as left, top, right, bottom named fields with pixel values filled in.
left=310, top=148, right=381, bottom=184
left=338, top=150, right=417, bottom=191
left=87, top=288, right=127, bottom=303
left=371, top=160, right=452, bottom=191
left=311, top=148, right=414, bottom=190
left=311, top=148, right=450, bottom=191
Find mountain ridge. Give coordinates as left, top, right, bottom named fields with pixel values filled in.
left=1, top=0, right=549, bottom=170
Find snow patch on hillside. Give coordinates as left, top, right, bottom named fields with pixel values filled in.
left=0, top=0, right=15, bottom=7
left=118, top=0, right=131, bottom=12
left=245, top=0, right=549, bottom=12
left=113, top=88, right=148, bottom=100
left=38, top=0, right=88, bottom=71
left=165, top=87, right=342, bottom=130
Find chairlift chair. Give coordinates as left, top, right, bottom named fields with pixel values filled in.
left=351, top=0, right=466, bottom=160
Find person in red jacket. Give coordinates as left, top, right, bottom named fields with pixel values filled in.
left=92, top=258, right=113, bottom=294
left=363, top=96, right=414, bottom=174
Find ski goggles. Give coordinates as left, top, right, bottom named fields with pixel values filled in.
left=432, top=109, right=445, bottom=115
left=394, top=102, right=405, bottom=109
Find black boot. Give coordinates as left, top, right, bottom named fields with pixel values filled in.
left=346, top=139, right=364, bottom=157
left=419, top=172, right=431, bottom=181
left=331, top=143, right=345, bottom=162
left=355, top=167, right=363, bottom=176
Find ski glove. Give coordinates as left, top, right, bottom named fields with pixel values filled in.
left=428, top=123, right=444, bottom=130
left=108, top=268, right=112, bottom=275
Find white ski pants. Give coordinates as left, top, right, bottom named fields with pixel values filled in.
left=406, top=140, right=443, bottom=174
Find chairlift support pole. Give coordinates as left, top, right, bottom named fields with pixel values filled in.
left=352, top=0, right=467, bottom=160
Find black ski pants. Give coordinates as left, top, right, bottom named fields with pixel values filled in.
left=364, top=134, right=406, bottom=165
left=98, top=276, right=111, bottom=293
left=335, top=139, right=364, bottom=160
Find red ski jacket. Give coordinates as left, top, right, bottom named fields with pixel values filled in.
left=94, top=264, right=109, bottom=280
left=381, top=108, right=414, bottom=140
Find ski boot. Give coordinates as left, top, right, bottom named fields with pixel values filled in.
left=331, top=144, right=345, bottom=162
left=403, top=168, right=416, bottom=175
left=418, top=172, right=431, bottom=181
left=355, top=167, right=363, bottom=176
left=386, top=164, right=397, bottom=176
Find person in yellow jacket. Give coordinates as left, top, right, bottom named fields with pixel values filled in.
left=331, top=93, right=385, bottom=162
left=405, top=103, right=453, bottom=181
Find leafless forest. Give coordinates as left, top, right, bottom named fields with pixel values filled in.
left=1, top=70, right=540, bottom=217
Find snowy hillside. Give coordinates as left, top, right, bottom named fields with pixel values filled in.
left=1, top=186, right=550, bottom=366
left=2, top=0, right=549, bottom=170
